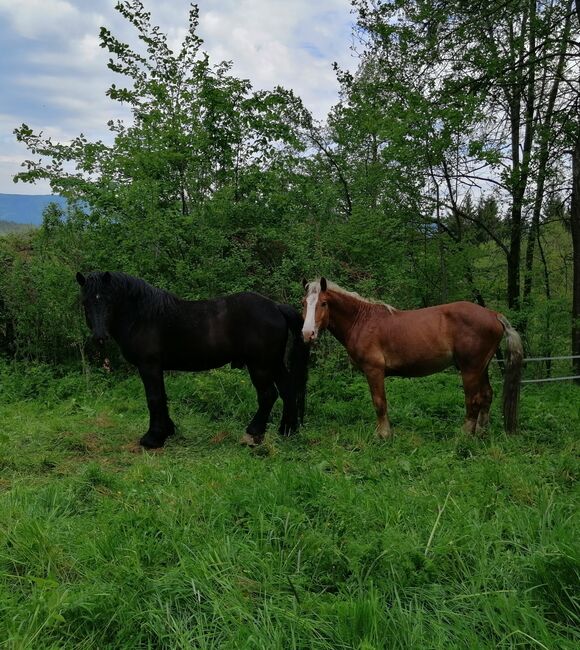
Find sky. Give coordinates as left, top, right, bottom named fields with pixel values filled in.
left=0, top=0, right=355, bottom=195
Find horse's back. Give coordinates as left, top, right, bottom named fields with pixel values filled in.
left=360, top=301, right=503, bottom=376
left=165, top=291, right=290, bottom=370
left=389, top=301, right=501, bottom=333
left=218, top=292, right=288, bottom=338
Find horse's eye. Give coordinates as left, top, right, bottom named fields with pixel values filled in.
left=321, top=301, right=328, bottom=307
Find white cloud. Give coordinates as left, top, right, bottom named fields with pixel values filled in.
left=26, top=33, right=103, bottom=69
left=0, top=0, right=102, bottom=40
left=0, top=148, right=52, bottom=194
left=1, top=0, right=356, bottom=194
left=196, top=0, right=354, bottom=117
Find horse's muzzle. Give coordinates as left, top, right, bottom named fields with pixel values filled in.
left=302, top=329, right=317, bottom=343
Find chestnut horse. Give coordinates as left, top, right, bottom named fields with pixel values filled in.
left=302, top=278, right=523, bottom=436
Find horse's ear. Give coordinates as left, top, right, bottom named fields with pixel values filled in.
left=76, top=272, right=85, bottom=286
left=302, top=278, right=308, bottom=289
left=103, top=271, right=112, bottom=284
left=320, top=277, right=327, bottom=292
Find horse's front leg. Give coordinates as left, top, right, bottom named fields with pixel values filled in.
left=363, top=366, right=392, bottom=439
left=138, top=364, right=175, bottom=448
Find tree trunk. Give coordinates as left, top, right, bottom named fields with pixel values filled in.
left=506, top=4, right=536, bottom=310
left=523, top=7, right=571, bottom=305
left=571, top=125, right=580, bottom=383
left=573, top=1, right=580, bottom=383
left=537, top=232, right=552, bottom=377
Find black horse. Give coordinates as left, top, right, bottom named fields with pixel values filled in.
left=76, top=272, right=309, bottom=448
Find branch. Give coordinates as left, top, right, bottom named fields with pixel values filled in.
left=308, top=128, right=353, bottom=217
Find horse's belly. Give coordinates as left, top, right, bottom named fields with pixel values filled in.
left=162, top=350, right=232, bottom=372
left=386, top=352, right=453, bottom=377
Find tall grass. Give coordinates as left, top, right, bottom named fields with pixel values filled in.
left=0, top=359, right=578, bottom=648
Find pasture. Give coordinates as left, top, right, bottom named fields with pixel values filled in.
left=0, top=358, right=578, bottom=649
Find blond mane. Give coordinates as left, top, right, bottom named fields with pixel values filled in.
left=307, top=279, right=398, bottom=314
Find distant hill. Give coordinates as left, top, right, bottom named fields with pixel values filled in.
left=0, top=193, right=68, bottom=226
left=0, top=219, right=35, bottom=235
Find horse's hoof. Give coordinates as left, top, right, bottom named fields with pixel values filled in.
left=240, top=433, right=261, bottom=447
left=140, top=433, right=166, bottom=449
left=462, top=420, right=477, bottom=435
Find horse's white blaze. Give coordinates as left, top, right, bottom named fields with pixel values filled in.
left=302, top=283, right=320, bottom=341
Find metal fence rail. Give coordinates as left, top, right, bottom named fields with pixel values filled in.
left=523, top=354, right=580, bottom=362
left=521, top=375, right=580, bottom=384
left=493, top=353, right=580, bottom=384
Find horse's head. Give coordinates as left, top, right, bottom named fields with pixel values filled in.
left=301, top=277, right=330, bottom=343
left=76, top=271, right=114, bottom=345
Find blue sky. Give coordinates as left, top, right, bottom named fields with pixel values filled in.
left=0, top=0, right=354, bottom=194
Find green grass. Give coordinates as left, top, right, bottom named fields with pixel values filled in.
left=0, top=359, right=578, bottom=649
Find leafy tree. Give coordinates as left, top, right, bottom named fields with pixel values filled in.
left=352, top=0, right=578, bottom=313
left=12, top=2, right=313, bottom=293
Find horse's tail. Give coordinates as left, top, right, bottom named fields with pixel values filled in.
left=497, top=314, right=523, bottom=434
left=277, top=303, right=310, bottom=424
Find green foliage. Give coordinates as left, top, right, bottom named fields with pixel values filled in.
left=0, top=212, right=86, bottom=361
left=1, top=0, right=576, bottom=363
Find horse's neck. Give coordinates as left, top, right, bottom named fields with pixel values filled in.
left=327, top=292, right=368, bottom=347
left=110, top=292, right=147, bottom=338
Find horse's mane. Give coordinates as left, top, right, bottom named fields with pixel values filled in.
left=310, top=279, right=398, bottom=314
left=85, top=272, right=180, bottom=317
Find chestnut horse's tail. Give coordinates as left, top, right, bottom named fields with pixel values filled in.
left=497, top=314, right=523, bottom=434
left=277, top=304, right=310, bottom=424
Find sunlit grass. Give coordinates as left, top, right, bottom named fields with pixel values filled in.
left=0, top=360, right=578, bottom=648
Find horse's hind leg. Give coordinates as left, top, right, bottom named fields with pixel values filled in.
left=274, top=363, right=298, bottom=436
left=475, top=369, right=493, bottom=435
left=461, top=369, right=488, bottom=435
left=240, top=365, right=278, bottom=446
left=364, top=366, right=392, bottom=439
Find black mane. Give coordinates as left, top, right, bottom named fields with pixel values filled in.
left=84, top=272, right=180, bottom=318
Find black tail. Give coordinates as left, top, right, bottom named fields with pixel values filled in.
left=277, top=303, right=310, bottom=424
left=497, top=314, right=524, bottom=434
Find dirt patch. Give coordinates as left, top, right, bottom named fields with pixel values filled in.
left=58, top=430, right=104, bottom=454
left=122, top=441, right=144, bottom=454
left=83, top=433, right=103, bottom=453
left=92, top=412, right=115, bottom=429
left=121, top=441, right=164, bottom=455
left=211, top=430, right=231, bottom=444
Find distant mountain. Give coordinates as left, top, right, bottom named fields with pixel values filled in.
left=0, top=193, right=68, bottom=226
left=0, top=219, right=34, bottom=234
